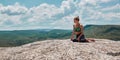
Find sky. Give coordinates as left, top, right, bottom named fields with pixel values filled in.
left=0, top=0, right=120, bottom=30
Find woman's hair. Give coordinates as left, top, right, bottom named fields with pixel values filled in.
left=74, top=16, right=79, bottom=21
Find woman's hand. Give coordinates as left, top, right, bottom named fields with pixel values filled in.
left=71, top=30, right=75, bottom=40
left=77, top=33, right=83, bottom=42
left=77, top=37, right=80, bottom=41
left=70, top=36, right=74, bottom=40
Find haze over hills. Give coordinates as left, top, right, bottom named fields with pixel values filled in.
left=0, top=25, right=119, bottom=47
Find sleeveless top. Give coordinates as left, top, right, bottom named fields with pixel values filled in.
left=74, top=23, right=81, bottom=32
left=74, top=27, right=81, bottom=32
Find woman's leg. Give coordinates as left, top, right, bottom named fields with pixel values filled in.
left=79, top=34, right=87, bottom=42
left=71, top=39, right=78, bottom=42
left=71, top=34, right=80, bottom=42
left=85, top=38, right=95, bottom=42
left=79, top=34, right=95, bottom=42
left=71, top=34, right=95, bottom=42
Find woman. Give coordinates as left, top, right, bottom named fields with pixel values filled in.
left=70, top=16, right=95, bottom=42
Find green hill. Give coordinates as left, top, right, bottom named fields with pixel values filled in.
left=0, top=25, right=119, bottom=47
left=84, top=25, right=120, bottom=41
left=0, top=29, right=71, bottom=47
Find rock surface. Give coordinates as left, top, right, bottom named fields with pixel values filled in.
left=0, top=39, right=120, bottom=60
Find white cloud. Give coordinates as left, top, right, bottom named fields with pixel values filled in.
left=27, top=3, right=63, bottom=23
left=101, top=4, right=120, bottom=12
left=0, top=3, right=28, bottom=27
left=61, top=0, right=72, bottom=10
left=0, top=14, right=22, bottom=27
left=0, top=0, right=119, bottom=30
left=79, top=0, right=112, bottom=6
left=0, top=2, right=28, bottom=15
left=102, top=13, right=120, bottom=20
left=101, top=0, right=111, bottom=3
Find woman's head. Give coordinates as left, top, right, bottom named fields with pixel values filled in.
left=74, top=16, right=79, bottom=23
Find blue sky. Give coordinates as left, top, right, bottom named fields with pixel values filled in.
left=0, top=0, right=120, bottom=30
left=0, top=0, right=63, bottom=8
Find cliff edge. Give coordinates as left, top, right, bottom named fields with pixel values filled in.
left=0, top=39, right=120, bottom=60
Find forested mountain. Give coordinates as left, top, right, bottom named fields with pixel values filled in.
left=0, top=25, right=119, bottom=47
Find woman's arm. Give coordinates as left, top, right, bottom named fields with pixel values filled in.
left=70, top=25, right=75, bottom=40
left=80, top=25, right=84, bottom=34
left=71, top=31, right=74, bottom=38
left=77, top=25, right=84, bottom=41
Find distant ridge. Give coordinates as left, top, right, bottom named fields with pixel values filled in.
left=0, top=25, right=119, bottom=47
left=84, top=25, right=120, bottom=40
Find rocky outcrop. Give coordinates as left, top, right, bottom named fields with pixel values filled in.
left=0, top=39, right=120, bottom=60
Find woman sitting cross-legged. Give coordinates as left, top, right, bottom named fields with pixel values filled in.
left=70, top=16, right=95, bottom=42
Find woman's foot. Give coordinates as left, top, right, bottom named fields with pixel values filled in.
left=71, top=38, right=73, bottom=41
left=86, top=38, right=95, bottom=42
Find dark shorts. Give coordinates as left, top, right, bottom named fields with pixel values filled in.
left=71, top=34, right=87, bottom=42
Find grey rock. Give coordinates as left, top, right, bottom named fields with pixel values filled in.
left=0, top=39, right=120, bottom=60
